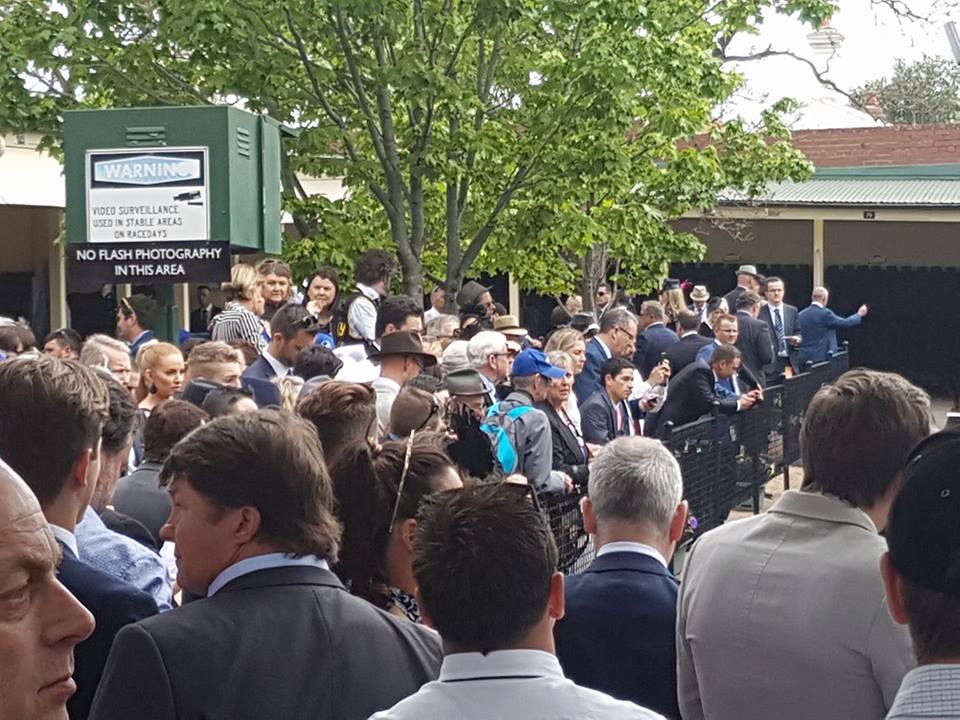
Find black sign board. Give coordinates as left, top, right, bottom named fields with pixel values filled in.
left=69, top=241, right=231, bottom=291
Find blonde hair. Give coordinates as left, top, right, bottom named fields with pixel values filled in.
left=222, top=263, right=260, bottom=303
left=274, top=375, right=305, bottom=412
left=660, top=288, right=687, bottom=322
left=136, top=342, right=184, bottom=402
left=545, top=327, right=586, bottom=356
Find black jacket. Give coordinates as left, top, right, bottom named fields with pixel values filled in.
left=536, top=401, right=590, bottom=486
left=664, top=333, right=712, bottom=375
left=648, top=360, right=744, bottom=438
left=634, top=323, right=679, bottom=378
left=734, top=311, right=774, bottom=387
left=90, top=566, right=442, bottom=720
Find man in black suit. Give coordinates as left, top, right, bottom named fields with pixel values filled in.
left=722, top=264, right=761, bottom=312
left=242, top=304, right=319, bottom=382
left=556, top=436, right=689, bottom=718
left=0, top=458, right=97, bottom=720
left=665, top=310, right=712, bottom=375
left=648, top=345, right=761, bottom=438
left=0, top=357, right=158, bottom=720
left=758, top=277, right=800, bottom=384
left=90, top=410, right=441, bottom=720
left=733, top=291, right=774, bottom=388
left=634, top=300, right=678, bottom=379
left=188, top=285, right=222, bottom=334
left=582, top=358, right=636, bottom=444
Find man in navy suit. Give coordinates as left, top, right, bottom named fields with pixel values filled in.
left=758, top=277, right=800, bottom=384
left=581, top=358, right=635, bottom=444
left=555, top=436, right=689, bottom=718
left=574, top=307, right=638, bottom=405
left=797, top=286, right=868, bottom=367
left=722, top=264, right=761, bottom=313
left=733, top=292, right=774, bottom=387
left=634, top=301, right=678, bottom=379
left=0, top=357, right=158, bottom=720
left=664, top=310, right=712, bottom=375
left=243, top=304, right=319, bottom=382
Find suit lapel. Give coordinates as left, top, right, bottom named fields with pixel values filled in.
left=543, top=404, right=581, bottom=458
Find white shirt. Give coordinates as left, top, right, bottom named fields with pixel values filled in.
left=262, top=347, right=289, bottom=378
left=49, top=524, right=79, bottom=558
left=373, top=374, right=402, bottom=436
left=372, top=649, right=663, bottom=719
left=424, top=307, right=442, bottom=323
left=887, top=664, right=960, bottom=719
left=207, top=553, right=329, bottom=596
left=347, top=283, right=381, bottom=341
left=597, top=541, right=667, bottom=569
left=595, top=336, right=613, bottom=360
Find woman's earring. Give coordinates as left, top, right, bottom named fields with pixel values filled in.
left=149, top=384, right=158, bottom=395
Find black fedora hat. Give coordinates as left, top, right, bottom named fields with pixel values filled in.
left=367, top=330, right=438, bottom=367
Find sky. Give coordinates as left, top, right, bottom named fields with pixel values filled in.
left=723, top=0, right=960, bottom=127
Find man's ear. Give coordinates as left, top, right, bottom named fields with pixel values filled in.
left=881, top=552, right=911, bottom=626
left=668, top=500, right=689, bottom=545
left=399, top=518, right=417, bottom=553
left=547, top=571, right=565, bottom=621
left=581, top=496, right=598, bottom=536
left=69, top=448, right=93, bottom=491
left=232, top=506, right=263, bottom=545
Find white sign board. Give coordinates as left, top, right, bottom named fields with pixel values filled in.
left=86, top=147, right=210, bottom=243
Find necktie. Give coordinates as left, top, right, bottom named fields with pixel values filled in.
left=773, top=307, right=786, bottom=354
left=615, top=402, right=623, bottom=434
left=201, top=308, right=208, bottom=329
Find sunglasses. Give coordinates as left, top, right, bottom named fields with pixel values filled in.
left=414, top=397, right=442, bottom=432
left=50, top=328, right=82, bottom=343
left=387, top=431, right=417, bottom=534
left=500, top=477, right=543, bottom=515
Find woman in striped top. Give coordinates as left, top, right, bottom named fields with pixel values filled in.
left=211, top=263, right=268, bottom=353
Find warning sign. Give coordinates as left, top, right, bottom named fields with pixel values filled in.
left=86, top=148, right=210, bottom=243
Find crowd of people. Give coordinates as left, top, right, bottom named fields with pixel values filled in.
left=4, top=252, right=944, bottom=720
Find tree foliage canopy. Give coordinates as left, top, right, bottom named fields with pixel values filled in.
left=0, top=0, right=834, bottom=304
left=853, top=55, right=960, bottom=126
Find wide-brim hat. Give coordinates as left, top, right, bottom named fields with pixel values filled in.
left=367, top=330, right=438, bottom=367
left=735, top=264, right=759, bottom=278
left=456, top=280, right=491, bottom=308
left=494, top=314, right=528, bottom=337
left=690, top=285, right=710, bottom=302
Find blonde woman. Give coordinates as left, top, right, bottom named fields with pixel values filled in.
left=136, top=343, right=185, bottom=413
left=660, top=281, right=688, bottom=332
left=212, top=263, right=268, bottom=353
left=544, top=327, right=587, bottom=430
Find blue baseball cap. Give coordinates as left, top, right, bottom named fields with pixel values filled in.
left=512, top=348, right=566, bottom=380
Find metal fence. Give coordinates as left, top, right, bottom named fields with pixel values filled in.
left=541, top=349, right=850, bottom=574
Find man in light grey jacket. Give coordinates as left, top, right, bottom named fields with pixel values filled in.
left=677, top=368, right=932, bottom=720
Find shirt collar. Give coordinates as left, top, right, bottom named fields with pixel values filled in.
left=812, top=301, right=825, bottom=308
left=768, top=303, right=783, bottom=311
left=207, top=553, right=330, bottom=597
left=130, top=330, right=152, bottom=347
left=680, top=331, right=699, bottom=338
left=594, top=336, right=613, bottom=359
left=769, top=490, right=877, bottom=533
left=357, top=283, right=381, bottom=302
left=262, top=348, right=288, bottom=377
left=597, top=541, right=667, bottom=568
left=49, top=524, right=78, bottom=558
left=439, top=650, right=564, bottom=682
left=887, top=664, right=960, bottom=717
left=375, top=374, right=401, bottom=391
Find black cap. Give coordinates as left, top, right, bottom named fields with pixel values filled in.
left=888, top=428, right=960, bottom=596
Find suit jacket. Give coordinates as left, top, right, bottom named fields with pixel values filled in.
left=89, top=566, right=442, bottom=720
left=758, top=303, right=799, bottom=379
left=58, top=543, right=158, bottom=720
left=555, top=551, right=680, bottom=719
left=580, top=391, right=629, bottom=445
left=241, top=354, right=279, bottom=382
left=634, top=323, right=679, bottom=378
left=574, top=336, right=613, bottom=406
left=112, top=461, right=171, bottom=547
left=698, top=321, right=714, bottom=339
left=536, top=401, right=590, bottom=486
left=734, top=311, right=774, bottom=387
left=677, top=491, right=914, bottom=720
left=648, top=360, right=741, bottom=438
left=664, top=333, right=712, bottom=375
left=189, top=304, right=222, bottom=334
left=722, top=285, right=746, bottom=312
left=797, top=303, right=862, bottom=366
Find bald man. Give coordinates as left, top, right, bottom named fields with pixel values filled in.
left=0, top=458, right=95, bottom=720
left=797, top=287, right=868, bottom=366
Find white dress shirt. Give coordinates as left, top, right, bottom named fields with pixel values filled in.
left=49, top=524, right=79, bottom=558
left=597, top=540, right=667, bottom=569
left=207, top=553, right=329, bottom=597
left=371, top=649, right=663, bottom=719
left=887, top=664, right=960, bottom=719
left=262, top=348, right=289, bottom=378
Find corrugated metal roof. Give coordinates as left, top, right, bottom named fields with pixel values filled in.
left=720, top=178, right=960, bottom=207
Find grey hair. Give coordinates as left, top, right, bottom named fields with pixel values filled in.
left=639, top=300, right=665, bottom=322
left=467, top=331, right=507, bottom=370
left=426, top=314, right=459, bottom=338
left=811, top=286, right=829, bottom=303
left=80, top=334, right=130, bottom=367
left=589, top=437, right=683, bottom=530
left=546, top=350, right=573, bottom=373
left=599, top=307, right=637, bottom=334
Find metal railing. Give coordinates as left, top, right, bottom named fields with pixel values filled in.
left=541, top=348, right=850, bottom=573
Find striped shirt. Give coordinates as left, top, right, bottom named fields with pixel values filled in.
left=888, top=665, right=960, bottom=718
left=211, top=302, right=267, bottom=353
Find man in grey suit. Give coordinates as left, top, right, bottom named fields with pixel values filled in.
left=758, top=277, right=799, bottom=384
left=677, top=368, right=932, bottom=720
left=90, top=410, right=441, bottom=720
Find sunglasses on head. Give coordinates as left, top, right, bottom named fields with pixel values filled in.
left=387, top=431, right=417, bottom=534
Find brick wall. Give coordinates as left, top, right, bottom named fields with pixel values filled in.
left=790, top=125, right=960, bottom=167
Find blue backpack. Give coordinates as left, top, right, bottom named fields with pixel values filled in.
left=480, top=402, right=536, bottom=474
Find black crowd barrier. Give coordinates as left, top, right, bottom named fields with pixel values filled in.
left=540, top=348, right=850, bottom=574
